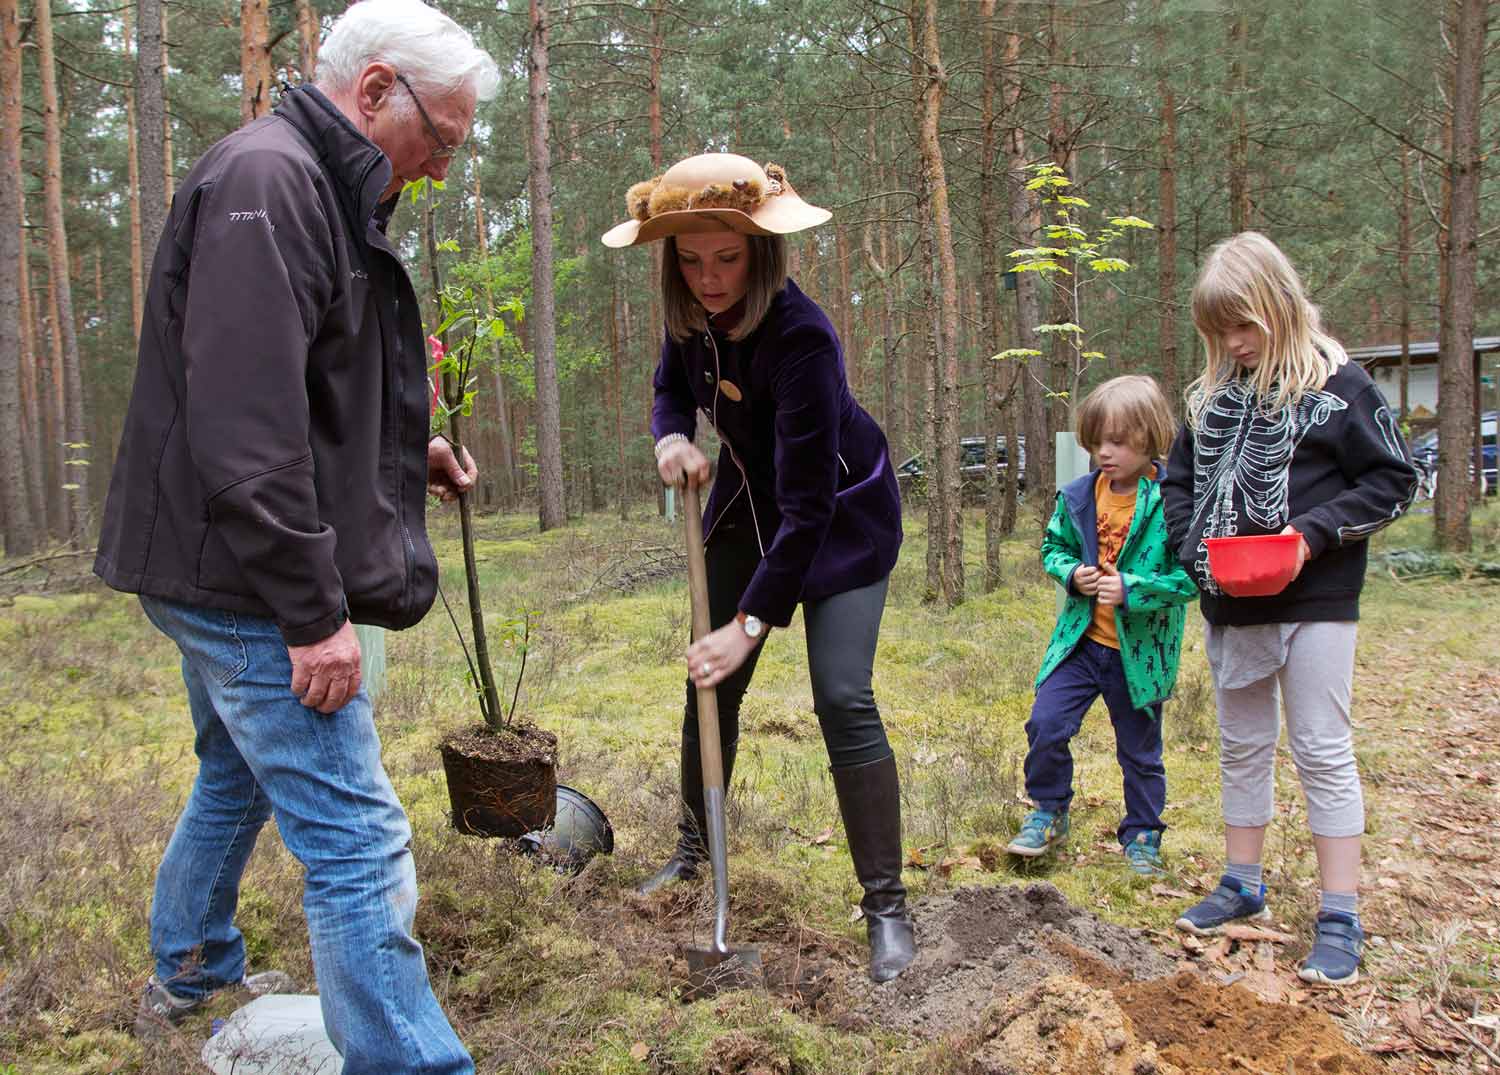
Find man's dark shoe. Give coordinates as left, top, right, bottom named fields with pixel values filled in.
left=134, top=970, right=295, bottom=1038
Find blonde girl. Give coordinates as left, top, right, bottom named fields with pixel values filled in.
left=1162, top=231, right=1420, bottom=985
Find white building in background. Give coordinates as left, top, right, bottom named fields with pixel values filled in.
left=1348, top=336, right=1500, bottom=420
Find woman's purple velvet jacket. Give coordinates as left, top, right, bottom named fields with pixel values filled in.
left=651, top=279, right=902, bottom=627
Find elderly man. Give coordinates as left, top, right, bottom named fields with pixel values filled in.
left=94, top=1, right=498, bottom=1070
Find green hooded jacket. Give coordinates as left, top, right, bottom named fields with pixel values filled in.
left=1036, top=464, right=1197, bottom=713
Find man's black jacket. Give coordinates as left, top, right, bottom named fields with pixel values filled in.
left=95, top=86, right=438, bottom=645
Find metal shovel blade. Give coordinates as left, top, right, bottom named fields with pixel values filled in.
left=682, top=943, right=764, bottom=1001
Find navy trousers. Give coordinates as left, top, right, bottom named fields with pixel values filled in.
left=1024, top=638, right=1166, bottom=846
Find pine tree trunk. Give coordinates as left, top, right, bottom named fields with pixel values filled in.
left=529, top=0, right=564, bottom=530
left=906, top=8, right=942, bottom=599
left=919, top=0, right=963, bottom=605
left=42, top=272, right=64, bottom=538
left=123, top=2, right=144, bottom=342
left=161, top=2, right=172, bottom=207
left=17, top=221, right=45, bottom=534
left=1227, top=11, right=1249, bottom=233
left=240, top=0, right=273, bottom=124
left=979, top=0, right=1002, bottom=590
left=296, top=0, right=319, bottom=81
left=136, top=0, right=167, bottom=277
left=909, top=6, right=942, bottom=603
left=901, top=306, right=917, bottom=462
left=0, top=0, right=35, bottom=554
left=1004, top=4, right=1051, bottom=523
left=1398, top=145, right=1411, bottom=419
left=1046, top=7, right=1078, bottom=433
left=611, top=275, right=629, bottom=519
left=830, top=138, right=857, bottom=397
left=35, top=0, right=88, bottom=539
left=865, top=112, right=901, bottom=454
left=1435, top=0, right=1484, bottom=551
left=648, top=0, right=666, bottom=518
left=1155, top=6, right=1180, bottom=414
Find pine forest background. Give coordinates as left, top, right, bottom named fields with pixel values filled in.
left=1, top=0, right=1496, bottom=598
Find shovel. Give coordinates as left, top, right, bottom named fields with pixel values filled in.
left=679, top=478, right=765, bottom=1000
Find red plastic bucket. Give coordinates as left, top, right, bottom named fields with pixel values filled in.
left=1203, top=533, right=1303, bottom=597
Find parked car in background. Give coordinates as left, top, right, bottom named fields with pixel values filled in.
left=895, top=435, right=1027, bottom=502
left=1408, top=411, right=1496, bottom=498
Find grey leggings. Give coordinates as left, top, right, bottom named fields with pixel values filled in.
left=1206, top=620, right=1364, bottom=838
left=682, top=516, right=892, bottom=768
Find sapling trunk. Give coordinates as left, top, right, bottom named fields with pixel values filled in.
left=427, top=203, right=505, bottom=730
left=447, top=411, right=505, bottom=729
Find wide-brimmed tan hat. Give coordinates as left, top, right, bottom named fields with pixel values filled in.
left=600, top=153, right=831, bottom=248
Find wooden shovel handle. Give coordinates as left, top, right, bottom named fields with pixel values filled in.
left=681, top=481, right=725, bottom=794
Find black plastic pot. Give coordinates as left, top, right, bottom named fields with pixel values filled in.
left=516, top=785, right=614, bottom=873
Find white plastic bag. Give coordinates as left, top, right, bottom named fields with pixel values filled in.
left=201, top=994, right=342, bottom=1075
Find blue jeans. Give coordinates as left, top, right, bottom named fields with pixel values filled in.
left=1024, top=638, right=1166, bottom=846
left=139, top=596, right=472, bottom=1075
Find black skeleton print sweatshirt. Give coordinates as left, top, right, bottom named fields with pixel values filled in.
left=1161, top=360, right=1421, bottom=627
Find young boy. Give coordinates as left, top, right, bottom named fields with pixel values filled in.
left=1008, top=375, right=1197, bottom=874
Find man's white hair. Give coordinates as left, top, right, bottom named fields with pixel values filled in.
left=318, top=0, right=500, bottom=103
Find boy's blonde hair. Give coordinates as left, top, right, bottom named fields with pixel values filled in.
left=1185, top=231, right=1348, bottom=428
left=1075, top=375, right=1176, bottom=460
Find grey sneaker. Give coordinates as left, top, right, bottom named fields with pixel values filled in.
left=134, top=969, right=295, bottom=1037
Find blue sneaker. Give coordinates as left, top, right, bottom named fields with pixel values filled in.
left=1174, top=874, right=1270, bottom=935
left=1297, top=912, right=1363, bottom=986
left=1007, top=809, right=1069, bottom=858
left=1123, top=831, right=1164, bottom=875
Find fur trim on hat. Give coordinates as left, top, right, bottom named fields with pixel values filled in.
left=624, top=166, right=793, bottom=223
left=627, top=178, right=659, bottom=222
left=647, top=183, right=692, bottom=217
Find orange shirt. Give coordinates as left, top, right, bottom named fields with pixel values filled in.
left=1084, top=471, right=1138, bottom=649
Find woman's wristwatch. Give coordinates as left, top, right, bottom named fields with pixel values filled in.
left=735, top=610, right=764, bottom=641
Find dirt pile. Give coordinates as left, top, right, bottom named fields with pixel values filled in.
left=854, top=883, right=1381, bottom=1075
left=851, top=882, right=1175, bottom=1034
left=967, top=974, right=1182, bottom=1075
left=1116, top=972, right=1384, bottom=1075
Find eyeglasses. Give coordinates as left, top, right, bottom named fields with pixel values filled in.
left=394, top=73, right=457, bottom=160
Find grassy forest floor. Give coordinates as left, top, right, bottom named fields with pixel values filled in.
left=1, top=500, right=1497, bottom=1074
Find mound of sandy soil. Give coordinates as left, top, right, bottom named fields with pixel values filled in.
left=853, top=883, right=1380, bottom=1075
left=851, top=882, right=1175, bottom=1034
left=966, top=974, right=1182, bottom=1075
left=1115, top=972, right=1384, bottom=1075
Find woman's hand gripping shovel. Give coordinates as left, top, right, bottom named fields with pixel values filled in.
left=679, top=478, right=765, bottom=1000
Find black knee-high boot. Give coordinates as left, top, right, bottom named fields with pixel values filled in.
left=637, top=735, right=738, bottom=895
left=832, top=754, right=917, bottom=982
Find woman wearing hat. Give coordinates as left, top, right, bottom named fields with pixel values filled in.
left=603, top=153, right=914, bottom=982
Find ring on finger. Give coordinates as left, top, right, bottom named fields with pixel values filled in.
left=700, top=661, right=712, bottom=676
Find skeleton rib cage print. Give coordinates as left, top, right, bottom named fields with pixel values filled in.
left=1187, top=381, right=1346, bottom=595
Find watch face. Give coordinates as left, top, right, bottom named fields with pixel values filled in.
left=742, top=615, right=763, bottom=638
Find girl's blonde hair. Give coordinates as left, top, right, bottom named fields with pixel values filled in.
left=1185, top=231, right=1347, bottom=427
left=1075, top=374, right=1176, bottom=460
